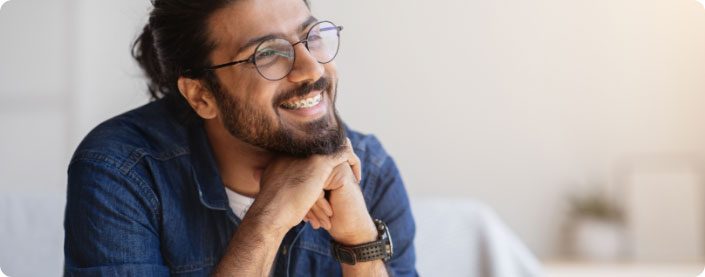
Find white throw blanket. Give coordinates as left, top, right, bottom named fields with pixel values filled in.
left=413, top=197, right=543, bottom=276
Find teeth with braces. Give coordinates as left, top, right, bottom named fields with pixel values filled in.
left=282, top=93, right=322, bottom=109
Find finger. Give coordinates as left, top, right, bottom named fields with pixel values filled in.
left=349, top=154, right=361, bottom=182
left=308, top=214, right=321, bottom=229
left=306, top=210, right=326, bottom=230
left=310, top=203, right=331, bottom=230
left=316, top=192, right=333, bottom=216
left=344, top=138, right=362, bottom=181
left=305, top=210, right=316, bottom=222
left=323, top=164, right=345, bottom=191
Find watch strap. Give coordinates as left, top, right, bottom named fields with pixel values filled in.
left=331, top=240, right=386, bottom=265
left=330, top=219, right=393, bottom=265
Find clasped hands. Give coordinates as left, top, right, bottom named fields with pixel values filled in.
left=253, top=138, right=377, bottom=245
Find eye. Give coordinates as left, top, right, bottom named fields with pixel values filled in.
left=256, top=48, right=276, bottom=59
left=308, top=34, right=322, bottom=41
left=307, top=34, right=324, bottom=49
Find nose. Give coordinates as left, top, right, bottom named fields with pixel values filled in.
left=286, top=43, right=325, bottom=84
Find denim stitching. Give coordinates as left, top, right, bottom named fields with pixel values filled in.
left=151, top=147, right=189, bottom=160
left=71, top=146, right=190, bottom=172
left=125, top=170, right=161, bottom=219
left=361, top=162, right=383, bottom=205
left=166, top=256, right=216, bottom=273
left=120, top=149, right=147, bottom=174
left=295, top=240, right=332, bottom=257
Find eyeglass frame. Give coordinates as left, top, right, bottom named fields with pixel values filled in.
left=192, top=20, right=343, bottom=81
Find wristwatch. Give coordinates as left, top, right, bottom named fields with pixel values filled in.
left=330, top=219, right=393, bottom=265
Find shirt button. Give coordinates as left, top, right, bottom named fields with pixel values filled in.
left=282, top=245, right=287, bottom=255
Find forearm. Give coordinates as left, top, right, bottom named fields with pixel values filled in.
left=212, top=214, right=287, bottom=277
left=342, top=260, right=390, bottom=277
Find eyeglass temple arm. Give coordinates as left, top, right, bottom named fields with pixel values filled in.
left=321, top=26, right=343, bottom=32
left=203, top=58, right=252, bottom=72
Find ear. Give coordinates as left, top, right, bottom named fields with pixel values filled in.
left=177, top=76, right=218, bottom=119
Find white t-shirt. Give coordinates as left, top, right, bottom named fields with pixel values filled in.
left=223, top=187, right=277, bottom=276
left=224, top=186, right=255, bottom=220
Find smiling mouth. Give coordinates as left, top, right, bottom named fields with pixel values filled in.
left=280, top=92, right=323, bottom=110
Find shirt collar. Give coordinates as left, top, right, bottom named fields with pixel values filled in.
left=187, top=120, right=229, bottom=211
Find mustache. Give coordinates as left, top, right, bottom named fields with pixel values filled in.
left=274, top=76, right=331, bottom=106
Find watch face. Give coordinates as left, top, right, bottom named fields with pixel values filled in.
left=378, top=219, right=393, bottom=259
left=387, top=233, right=394, bottom=258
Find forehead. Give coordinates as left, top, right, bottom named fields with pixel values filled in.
left=208, top=0, right=312, bottom=52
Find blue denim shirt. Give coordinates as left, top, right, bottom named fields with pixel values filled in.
left=64, top=99, right=417, bottom=276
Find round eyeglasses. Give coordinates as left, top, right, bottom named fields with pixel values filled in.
left=199, top=21, right=342, bottom=81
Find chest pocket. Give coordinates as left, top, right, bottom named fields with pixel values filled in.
left=159, top=199, right=234, bottom=276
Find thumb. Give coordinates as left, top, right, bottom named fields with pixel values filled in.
left=344, top=138, right=362, bottom=181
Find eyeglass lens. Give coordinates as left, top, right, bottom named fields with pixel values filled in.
left=253, top=21, right=340, bottom=80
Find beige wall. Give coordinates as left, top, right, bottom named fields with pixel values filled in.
left=2, top=0, right=705, bottom=258
left=311, top=0, right=705, bottom=257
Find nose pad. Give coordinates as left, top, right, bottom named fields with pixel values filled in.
left=287, top=43, right=324, bottom=83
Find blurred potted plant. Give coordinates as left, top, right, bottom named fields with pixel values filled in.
left=566, top=189, right=626, bottom=261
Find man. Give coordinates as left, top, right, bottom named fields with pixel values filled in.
left=63, top=0, right=416, bottom=276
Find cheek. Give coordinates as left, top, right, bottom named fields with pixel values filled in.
left=323, top=63, right=339, bottom=97
left=323, top=62, right=338, bottom=78
left=240, top=81, right=280, bottom=114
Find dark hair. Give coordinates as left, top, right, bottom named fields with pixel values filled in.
left=131, top=0, right=310, bottom=122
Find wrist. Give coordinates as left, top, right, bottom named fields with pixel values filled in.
left=331, top=219, right=394, bottom=267
left=331, top=217, right=378, bottom=245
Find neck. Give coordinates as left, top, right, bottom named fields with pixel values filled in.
left=204, top=118, right=274, bottom=198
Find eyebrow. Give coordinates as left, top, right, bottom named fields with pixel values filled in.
left=234, top=16, right=319, bottom=57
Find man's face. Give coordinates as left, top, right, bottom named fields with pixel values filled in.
left=206, top=0, right=345, bottom=157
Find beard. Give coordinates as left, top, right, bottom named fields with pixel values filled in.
left=208, top=74, right=347, bottom=158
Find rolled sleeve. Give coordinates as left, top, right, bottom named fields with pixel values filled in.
left=369, top=156, right=417, bottom=277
